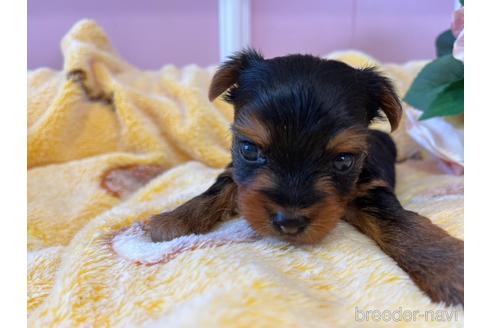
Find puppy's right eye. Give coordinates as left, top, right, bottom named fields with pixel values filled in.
left=240, top=142, right=266, bottom=164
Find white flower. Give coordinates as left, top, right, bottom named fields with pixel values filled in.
left=451, top=7, right=464, bottom=62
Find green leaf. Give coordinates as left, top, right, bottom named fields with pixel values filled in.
left=404, top=55, right=464, bottom=112
left=460, top=0, right=464, bottom=6
left=420, top=80, right=464, bottom=120
left=435, top=30, right=455, bottom=57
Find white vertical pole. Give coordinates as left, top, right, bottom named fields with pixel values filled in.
left=219, top=0, right=251, bottom=62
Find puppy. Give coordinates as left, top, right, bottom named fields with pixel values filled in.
left=146, top=50, right=463, bottom=306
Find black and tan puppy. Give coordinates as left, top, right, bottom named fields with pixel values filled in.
left=146, top=50, right=463, bottom=306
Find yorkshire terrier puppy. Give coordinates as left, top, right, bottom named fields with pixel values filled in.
left=146, top=50, right=463, bottom=306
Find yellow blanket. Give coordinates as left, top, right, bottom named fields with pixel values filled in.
left=28, top=20, right=464, bottom=327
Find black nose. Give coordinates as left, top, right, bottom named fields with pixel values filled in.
left=272, top=213, right=309, bottom=235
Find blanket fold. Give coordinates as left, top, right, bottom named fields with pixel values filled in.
left=27, top=19, right=463, bottom=327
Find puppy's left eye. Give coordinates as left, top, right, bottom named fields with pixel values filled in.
left=333, top=153, right=354, bottom=173
left=239, top=142, right=266, bottom=164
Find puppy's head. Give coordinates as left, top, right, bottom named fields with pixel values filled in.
left=209, top=49, right=401, bottom=244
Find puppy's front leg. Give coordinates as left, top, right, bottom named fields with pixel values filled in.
left=146, top=165, right=238, bottom=242
left=345, top=186, right=464, bottom=306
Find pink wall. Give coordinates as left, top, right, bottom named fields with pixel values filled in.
left=28, top=0, right=220, bottom=69
left=28, top=0, right=455, bottom=70
left=252, top=0, right=454, bottom=63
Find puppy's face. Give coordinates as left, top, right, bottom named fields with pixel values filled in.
left=209, top=50, right=401, bottom=244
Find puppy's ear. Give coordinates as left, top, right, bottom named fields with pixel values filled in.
left=208, top=48, right=264, bottom=102
left=359, top=68, right=402, bottom=132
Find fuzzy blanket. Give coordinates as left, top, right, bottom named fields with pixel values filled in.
left=27, top=20, right=464, bottom=327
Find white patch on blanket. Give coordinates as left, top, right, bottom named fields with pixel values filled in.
left=112, top=219, right=258, bottom=264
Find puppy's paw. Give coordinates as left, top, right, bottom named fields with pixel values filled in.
left=144, top=212, right=193, bottom=242
left=426, top=274, right=463, bottom=306
left=418, top=240, right=464, bottom=306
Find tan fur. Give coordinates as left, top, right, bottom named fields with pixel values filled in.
left=232, top=115, right=271, bottom=149
left=238, top=172, right=348, bottom=244
left=145, top=169, right=237, bottom=242
left=326, top=127, right=368, bottom=155
left=302, top=199, right=347, bottom=244
left=380, top=86, right=402, bottom=132
left=350, top=179, right=389, bottom=199
left=237, top=173, right=275, bottom=237
left=208, top=62, right=241, bottom=101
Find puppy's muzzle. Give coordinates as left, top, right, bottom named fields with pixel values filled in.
left=272, top=213, right=309, bottom=235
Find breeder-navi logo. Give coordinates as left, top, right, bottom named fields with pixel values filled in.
left=355, top=307, right=461, bottom=322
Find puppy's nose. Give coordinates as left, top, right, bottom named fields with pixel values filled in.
left=272, top=213, right=308, bottom=235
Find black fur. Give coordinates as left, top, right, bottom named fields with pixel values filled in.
left=358, top=130, right=398, bottom=188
